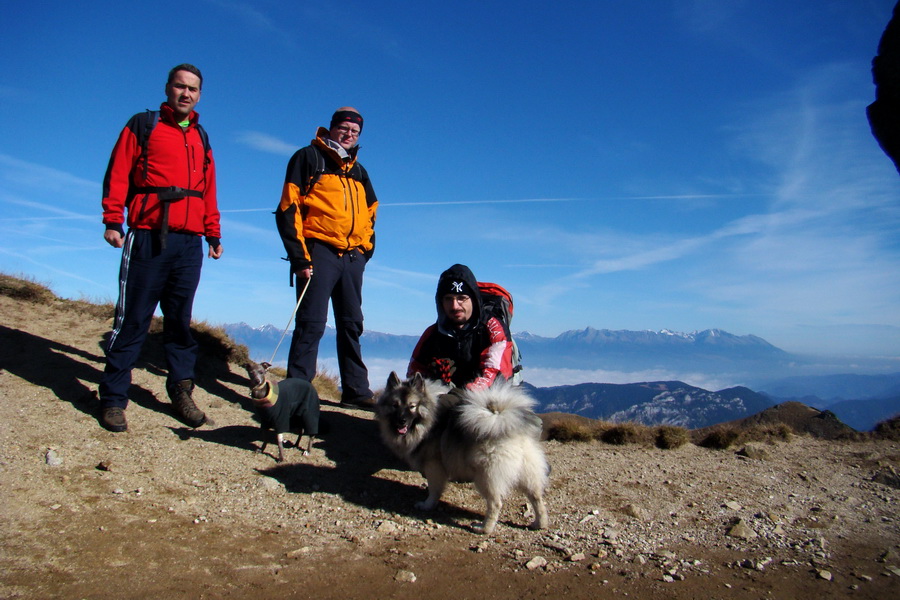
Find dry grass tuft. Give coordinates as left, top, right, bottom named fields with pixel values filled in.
left=745, top=423, right=795, bottom=443
left=65, top=298, right=115, bottom=320
left=544, top=419, right=694, bottom=449
left=0, top=272, right=343, bottom=403
left=545, top=420, right=601, bottom=442
left=192, top=321, right=251, bottom=366
left=0, top=273, right=57, bottom=304
left=312, top=367, right=341, bottom=402
left=655, top=425, right=690, bottom=449
left=873, top=415, right=900, bottom=441
left=1, top=271, right=251, bottom=368
left=697, top=422, right=798, bottom=449
left=0, top=273, right=114, bottom=320
left=696, top=426, right=741, bottom=449
left=600, top=422, right=653, bottom=446
left=540, top=413, right=610, bottom=443
left=267, top=365, right=288, bottom=379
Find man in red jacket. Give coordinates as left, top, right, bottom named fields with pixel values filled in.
left=99, top=64, right=223, bottom=432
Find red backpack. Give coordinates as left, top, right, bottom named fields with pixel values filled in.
left=477, top=282, right=523, bottom=384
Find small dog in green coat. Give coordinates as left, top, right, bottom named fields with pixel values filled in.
left=244, top=361, right=320, bottom=462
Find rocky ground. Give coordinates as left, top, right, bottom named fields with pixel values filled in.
left=1, top=292, right=899, bottom=599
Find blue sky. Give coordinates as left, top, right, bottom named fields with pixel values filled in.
left=2, top=0, right=899, bottom=364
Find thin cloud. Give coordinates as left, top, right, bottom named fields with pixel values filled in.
left=226, top=193, right=766, bottom=212
left=528, top=58, right=900, bottom=324
left=582, top=237, right=707, bottom=276
left=201, top=0, right=297, bottom=49
left=0, top=155, right=98, bottom=199
left=678, top=0, right=743, bottom=35
left=388, top=193, right=761, bottom=208
left=0, top=247, right=107, bottom=287
left=370, top=264, right=437, bottom=282
left=1, top=195, right=95, bottom=221
left=387, top=197, right=576, bottom=207
left=234, top=131, right=297, bottom=156
left=0, top=226, right=94, bottom=247
left=366, top=264, right=441, bottom=297
left=217, top=218, right=284, bottom=247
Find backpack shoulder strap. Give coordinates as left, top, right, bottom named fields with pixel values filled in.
left=194, top=122, right=212, bottom=172
left=298, top=145, right=326, bottom=196
left=194, top=122, right=211, bottom=153
left=132, top=109, right=159, bottom=180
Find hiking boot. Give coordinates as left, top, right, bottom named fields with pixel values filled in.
left=167, top=379, right=207, bottom=428
left=340, top=395, right=377, bottom=410
left=101, top=406, right=128, bottom=432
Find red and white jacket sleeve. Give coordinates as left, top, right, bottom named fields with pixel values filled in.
left=467, top=317, right=514, bottom=391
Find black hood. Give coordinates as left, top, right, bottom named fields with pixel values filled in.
left=434, top=263, right=482, bottom=332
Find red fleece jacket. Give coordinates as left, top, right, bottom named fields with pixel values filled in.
left=102, top=103, right=220, bottom=240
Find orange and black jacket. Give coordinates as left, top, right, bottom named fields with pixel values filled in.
left=276, top=128, right=378, bottom=272
left=101, top=103, right=220, bottom=244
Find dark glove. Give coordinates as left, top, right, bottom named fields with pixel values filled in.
left=431, top=358, right=456, bottom=384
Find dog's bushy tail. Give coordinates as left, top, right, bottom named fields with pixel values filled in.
left=457, top=382, right=543, bottom=440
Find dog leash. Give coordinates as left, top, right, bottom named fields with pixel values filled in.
left=268, top=273, right=312, bottom=365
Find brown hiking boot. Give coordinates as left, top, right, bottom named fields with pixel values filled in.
left=340, top=395, right=377, bottom=410
left=101, top=406, right=128, bottom=432
left=167, top=379, right=207, bottom=427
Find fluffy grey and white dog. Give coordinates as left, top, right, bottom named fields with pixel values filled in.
left=375, top=372, right=549, bottom=534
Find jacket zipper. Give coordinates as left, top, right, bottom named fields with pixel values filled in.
left=342, top=168, right=358, bottom=251
left=177, top=126, right=194, bottom=232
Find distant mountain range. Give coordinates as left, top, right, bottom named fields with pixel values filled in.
left=223, top=323, right=790, bottom=374
left=522, top=380, right=775, bottom=430
left=223, top=323, right=900, bottom=432
left=521, top=378, right=899, bottom=432
left=520, top=326, right=788, bottom=363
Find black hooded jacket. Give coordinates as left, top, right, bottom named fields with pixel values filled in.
left=407, top=264, right=513, bottom=389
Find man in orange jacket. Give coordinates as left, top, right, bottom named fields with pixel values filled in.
left=276, top=107, right=377, bottom=408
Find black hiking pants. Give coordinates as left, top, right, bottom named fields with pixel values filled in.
left=100, top=230, right=202, bottom=409
left=287, top=242, right=372, bottom=403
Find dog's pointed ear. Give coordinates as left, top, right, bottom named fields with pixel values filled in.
left=245, top=361, right=267, bottom=389
left=410, top=372, right=425, bottom=392
left=387, top=371, right=401, bottom=390
left=261, top=362, right=271, bottom=371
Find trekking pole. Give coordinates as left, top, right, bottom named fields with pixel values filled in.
left=268, top=274, right=311, bottom=365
